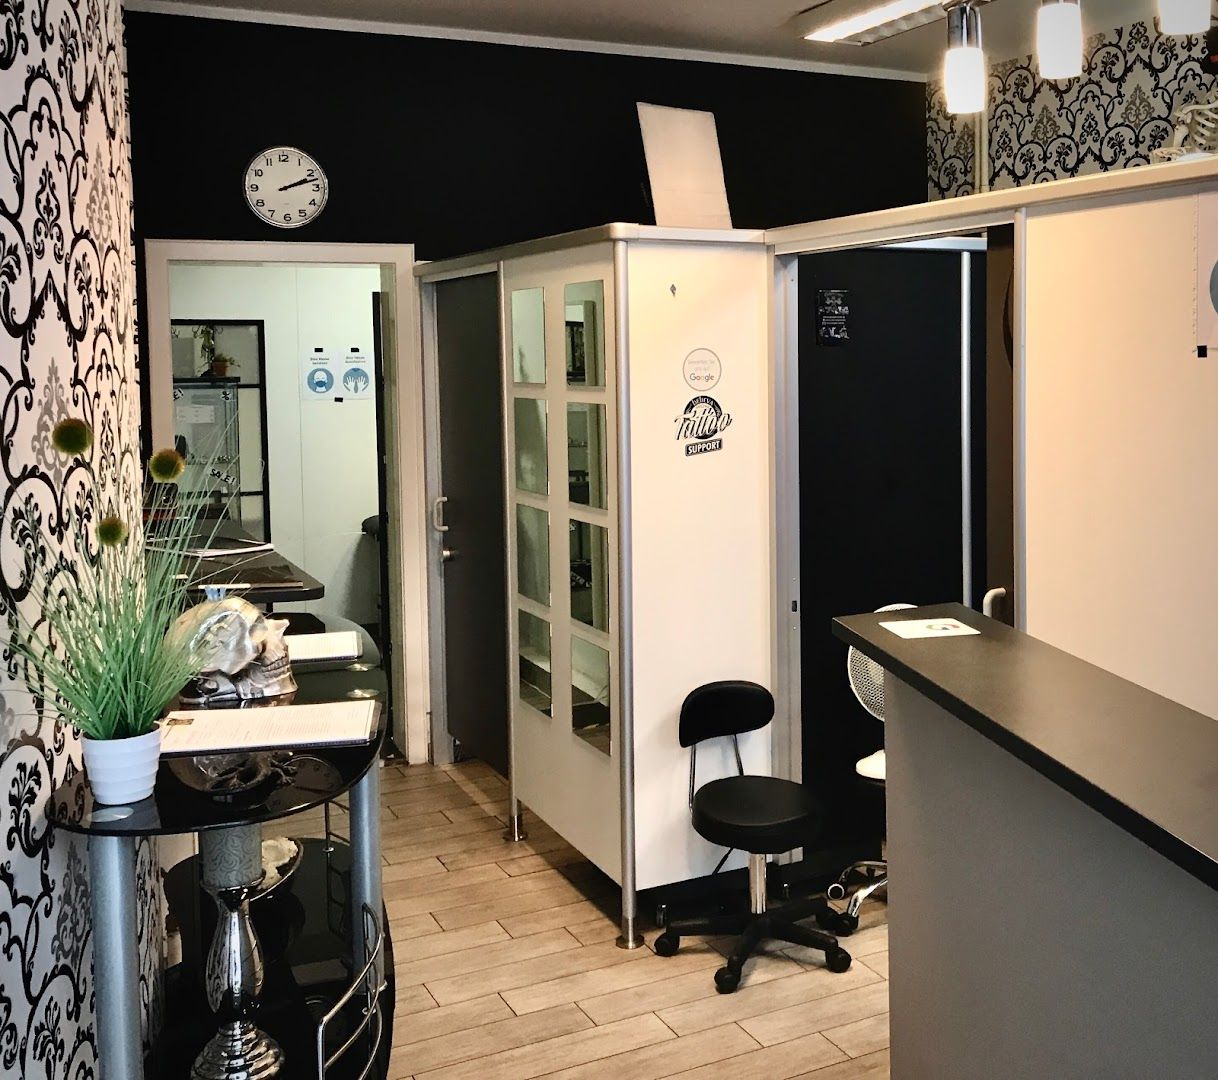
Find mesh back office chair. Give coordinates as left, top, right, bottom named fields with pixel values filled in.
left=819, top=602, right=912, bottom=934
left=653, top=681, right=852, bottom=993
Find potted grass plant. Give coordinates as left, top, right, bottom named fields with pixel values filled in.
left=7, top=417, right=219, bottom=804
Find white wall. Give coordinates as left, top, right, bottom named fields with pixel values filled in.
left=1023, top=192, right=1218, bottom=718
left=626, top=240, right=772, bottom=891
left=169, top=263, right=383, bottom=625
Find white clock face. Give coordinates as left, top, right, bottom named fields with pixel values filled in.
left=244, top=146, right=328, bottom=229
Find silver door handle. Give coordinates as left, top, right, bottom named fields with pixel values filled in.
left=432, top=496, right=449, bottom=533
left=442, top=548, right=456, bottom=563
left=982, top=587, right=1007, bottom=618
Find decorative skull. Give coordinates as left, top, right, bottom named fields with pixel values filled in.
left=172, top=596, right=298, bottom=706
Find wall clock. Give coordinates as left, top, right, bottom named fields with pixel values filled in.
left=244, top=146, right=329, bottom=228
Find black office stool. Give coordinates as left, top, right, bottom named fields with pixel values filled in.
left=653, top=681, right=852, bottom=993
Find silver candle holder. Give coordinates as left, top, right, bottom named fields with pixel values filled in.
left=192, top=826, right=284, bottom=1079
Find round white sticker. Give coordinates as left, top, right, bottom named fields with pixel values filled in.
left=683, top=348, right=722, bottom=391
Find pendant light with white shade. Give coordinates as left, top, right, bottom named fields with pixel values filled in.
left=1157, top=0, right=1210, bottom=35
left=944, top=3, right=987, bottom=114
left=1037, top=0, right=1084, bottom=79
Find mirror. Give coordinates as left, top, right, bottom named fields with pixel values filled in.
left=569, top=520, right=609, bottom=632
left=565, top=282, right=605, bottom=387
left=567, top=403, right=607, bottom=509
left=518, top=611, right=552, bottom=716
left=516, top=504, right=550, bottom=605
left=571, top=635, right=610, bottom=754
left=513, top=398, right=548, bottom=495
left=511, top=288, right=546, bottom=384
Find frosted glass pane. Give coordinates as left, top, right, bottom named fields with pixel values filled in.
left=567, top=403, right=607, bottom=509
left=565, top=281, right=605, bottom=387
left=511, top=288, right=546, bottom=384
left=516, top=504, right=550, bottom=605
left=570, top=520, right=609, bottom=632
left=572, top=635, right=610, bottom=754
left=514, top=398, right=548, bottom=495
left=519, top=611, right=552, bottom=716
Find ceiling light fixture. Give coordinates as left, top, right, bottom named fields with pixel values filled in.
left=944, top=2, right=987, bottom=115
left=799, top=0, right=946, bottom=45
left=1157, top=0, right=1210, bottom=35
left=1037, top=0, right=1083, bottom=79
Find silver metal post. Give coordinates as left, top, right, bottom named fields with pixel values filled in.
left=749, top=854, right=768, bottom=915
left=614, top=240, right=644, bottom=951
left=89, top=835, right=144, bottom=1080
left=349, top=762, right=383, bottom=986
left=497, top=264, right=529, bottom=845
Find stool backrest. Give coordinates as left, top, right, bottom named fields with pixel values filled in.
left=679, top=681, right=774, bottom=748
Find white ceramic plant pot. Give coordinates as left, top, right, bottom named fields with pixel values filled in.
left=82, top=725, right=163, bottom=805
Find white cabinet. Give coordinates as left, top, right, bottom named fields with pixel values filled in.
left=501, top=230, right=773, bottom=911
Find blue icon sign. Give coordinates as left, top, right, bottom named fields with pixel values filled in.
left=307, top=367, right=334, bottom=393
left=343, top=367, right=370, bottom=394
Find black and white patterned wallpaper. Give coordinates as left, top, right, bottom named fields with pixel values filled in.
left=929, top=20, right=1217, bottom=199
left=0, top=0, right=148, bottom=1075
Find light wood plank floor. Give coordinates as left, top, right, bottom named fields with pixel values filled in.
left=283, top=760, right=890, bottom=1079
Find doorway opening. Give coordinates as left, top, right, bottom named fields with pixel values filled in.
left=144, top=241, right=425, bottom=761
left=779, top=229, right=1016, bottom=876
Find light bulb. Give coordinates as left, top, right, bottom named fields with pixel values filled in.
left=1157, top=0, right=1210, bottom=35
left=1037, top=0, right=1083, bottom=80
left=944, top=5, right=987, bottom=115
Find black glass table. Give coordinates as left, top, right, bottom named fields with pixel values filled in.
left=47, top=667, right=389, bottom=1080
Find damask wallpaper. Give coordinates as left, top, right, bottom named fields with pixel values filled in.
left=928, top=20, right=1217, bottom=199
left=0, top=0, right=147, bottom=1075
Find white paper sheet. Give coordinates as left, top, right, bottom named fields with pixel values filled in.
left=636, top=103, right=732, bottom=229
left=161, top=700, right=377, bottom=755
left=879, top=618, right=981, bottom=640
left=285, top=631, right=363, bottom=663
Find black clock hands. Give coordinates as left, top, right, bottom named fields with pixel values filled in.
left=278, top=176, right=315, bottom=192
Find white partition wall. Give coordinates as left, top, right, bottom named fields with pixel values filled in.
left=1022, top=192, right=1218, bottom=718
left=493, top=229, right=771, bottom=911
left=624, top=241, right=772, bottom=891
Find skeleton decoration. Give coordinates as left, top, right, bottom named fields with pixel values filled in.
left=1153, top=89, right=1218, bottom=163
left=172, top=596, right=297, bottom=705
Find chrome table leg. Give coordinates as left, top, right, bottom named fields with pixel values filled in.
left=349, top=763, right=383, bottom=986
left=89, top=834, right=144, bottom=1080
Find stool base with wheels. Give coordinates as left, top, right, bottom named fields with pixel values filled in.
left=818, top=859, right=887, bottom=935
left=655, top=851, right=851, bottom=993
left=653, top=683, right=852, bottom=994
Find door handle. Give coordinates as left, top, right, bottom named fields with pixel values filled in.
left=442, top=548, right=457, bottom=563
left=432, top=496, right=449, bottom=534
left=982, top=587, right=1007, bottom=618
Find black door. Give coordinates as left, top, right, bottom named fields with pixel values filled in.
left=797, top=247, right=986, bottom=845
left=434, top=274, right=509, bottom=776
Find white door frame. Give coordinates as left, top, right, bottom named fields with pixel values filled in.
left=143, top=239, right=430, bottom=763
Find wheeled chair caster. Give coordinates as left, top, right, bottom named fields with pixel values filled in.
left=653, top=931, right=680, bottom=957
left=714, top=965, right=741, bottom=994
left=816, top=908, right=859, bottom=936
left=825, top=947, right=853, bottom=974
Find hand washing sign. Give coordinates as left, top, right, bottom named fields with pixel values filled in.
left=341, top=348, right=373, bottom=399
